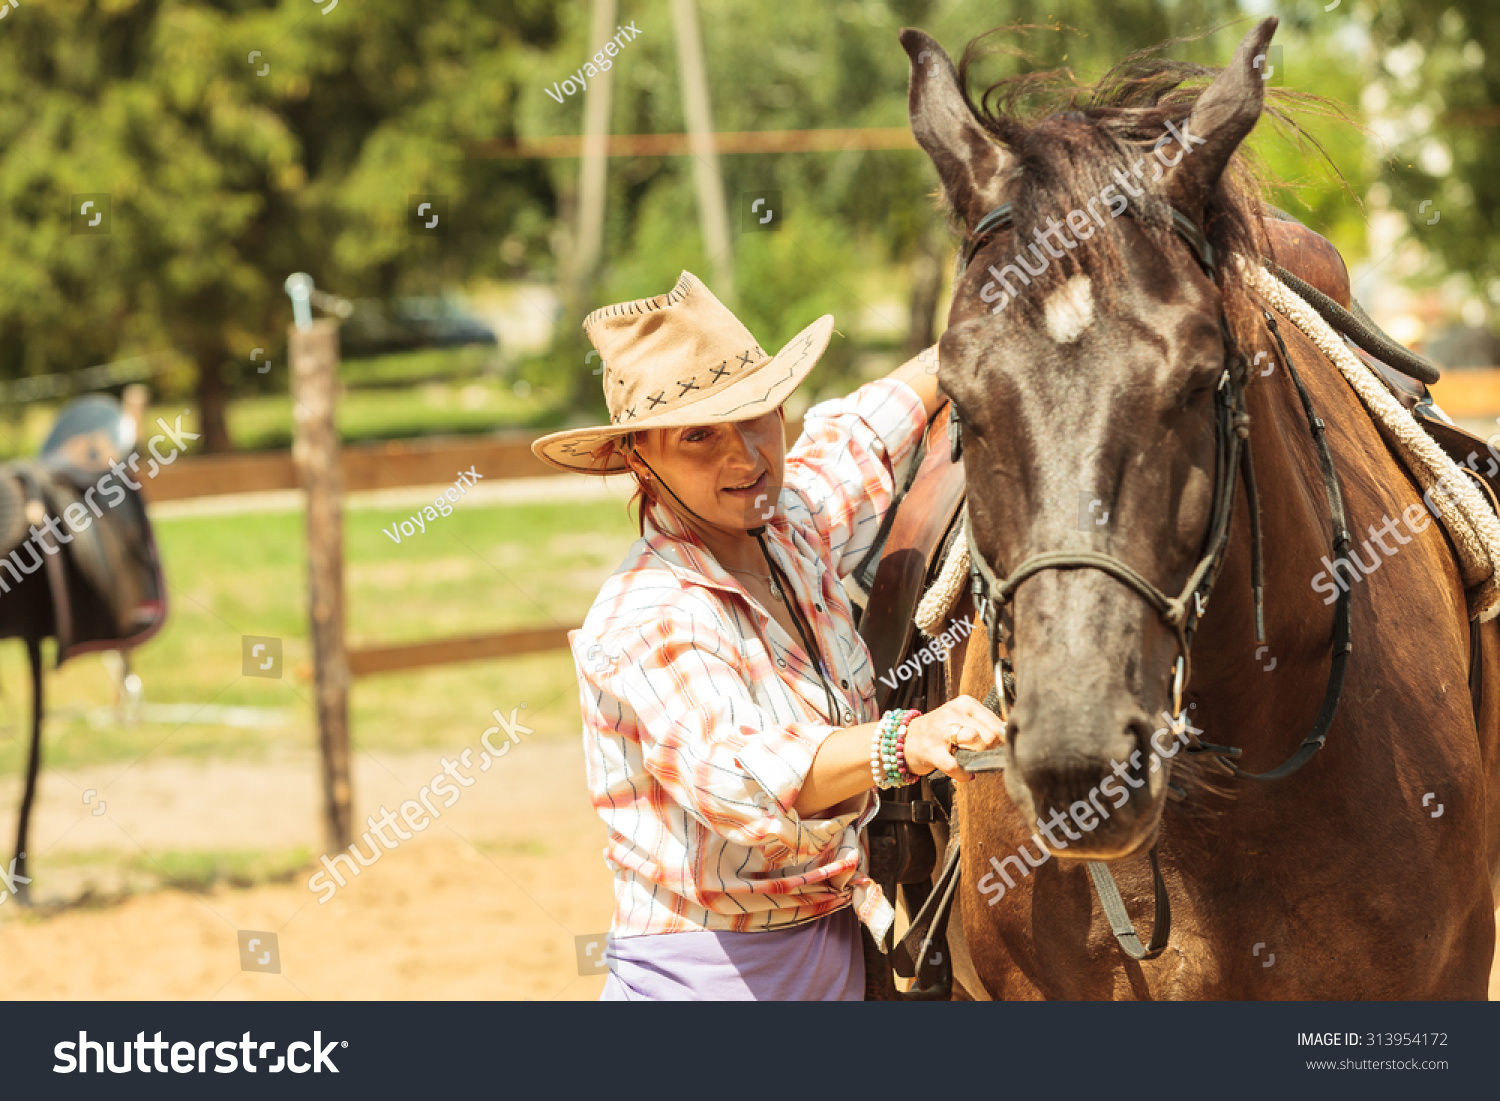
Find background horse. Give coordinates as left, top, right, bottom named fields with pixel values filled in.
left=904, top=17, right=1500, bottom=999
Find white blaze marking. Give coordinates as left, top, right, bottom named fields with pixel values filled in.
left=1044, top=275, right=1094, bottom=344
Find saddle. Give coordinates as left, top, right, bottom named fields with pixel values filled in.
left=0, top=396, right=167, bottom=659
left=2, top=395, right=167, bottom=904
left=1259, top=216, right=1500, bottom=523
left=854, top=215, right=1499, bottom=999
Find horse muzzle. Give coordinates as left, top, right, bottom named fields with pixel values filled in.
left=1003, top=695, right=1172, bottom=859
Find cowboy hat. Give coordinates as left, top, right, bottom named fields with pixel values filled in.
left=531, top=271, right=834, bottom=474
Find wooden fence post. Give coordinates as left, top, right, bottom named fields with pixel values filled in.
left=290, top=319, right=352, bottom=851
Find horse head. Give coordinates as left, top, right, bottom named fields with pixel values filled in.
left=903, top=18, right=1278, bottom=858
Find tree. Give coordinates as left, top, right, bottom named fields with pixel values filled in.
left=0, top=0, right=562, bottom=450
left=1365, top=0, right=1499, bottom=296
left=517, top=0, right=1253, bottom=410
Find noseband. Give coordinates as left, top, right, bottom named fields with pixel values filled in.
left=957, top=201, right=1255, bottom=733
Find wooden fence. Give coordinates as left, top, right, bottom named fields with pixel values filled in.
left=142, top=432, right=557, bottom=503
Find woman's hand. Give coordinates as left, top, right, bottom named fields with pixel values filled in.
left=901, top=696, right=1007, bottom=783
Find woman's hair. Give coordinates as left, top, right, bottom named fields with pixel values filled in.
left=586, top=431, right=660, bottom=535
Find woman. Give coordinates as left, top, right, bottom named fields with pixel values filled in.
left=533, top=271, right=1005, bottom=1000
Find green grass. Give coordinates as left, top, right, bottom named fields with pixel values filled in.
left=337, top=345, right=503, bottom=388
left=0, top=497, right=639, bottom=773
left=133, top=846, right=312, bottom=893
left=227, top=377, right=570, bottom=452
left=26, top=846, right=313, bottom=908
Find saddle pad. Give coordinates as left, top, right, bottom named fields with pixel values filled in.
left=1246, top=262, right=1500, bottom=621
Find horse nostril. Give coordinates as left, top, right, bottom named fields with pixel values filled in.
left=1122, top=718, right=1155, bottom=776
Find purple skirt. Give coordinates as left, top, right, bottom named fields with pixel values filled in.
left=599, top=904, right=865, bottom=1001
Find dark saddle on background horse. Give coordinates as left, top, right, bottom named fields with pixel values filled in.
left=0, top=395, right=167, bottom=660
left=3, top=395, right=167, bottom=905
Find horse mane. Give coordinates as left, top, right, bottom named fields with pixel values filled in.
left=950, top=25, right=1354, bottom=351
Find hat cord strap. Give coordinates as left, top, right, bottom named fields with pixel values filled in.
left=632, top=454, right=719, bottom=528
left=750, top=529, right=843, bottom=727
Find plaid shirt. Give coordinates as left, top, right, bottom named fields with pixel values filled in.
left=571, top=378, right=928, bottom=942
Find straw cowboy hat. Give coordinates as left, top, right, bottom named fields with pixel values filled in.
left=531, top=271, right=835, bottom=474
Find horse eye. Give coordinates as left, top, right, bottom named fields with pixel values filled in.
left=1176, top=375, right=1217, bottom=410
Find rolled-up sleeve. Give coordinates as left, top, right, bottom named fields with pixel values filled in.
left=603, top=603, right=855, bottom=860
left=784, top=377, right=927, bottom=577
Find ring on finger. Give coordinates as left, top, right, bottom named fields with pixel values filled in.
left=948, top=723, right=962, bottom=753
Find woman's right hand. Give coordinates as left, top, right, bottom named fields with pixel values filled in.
left=901, top=696, right=1007, bottom=783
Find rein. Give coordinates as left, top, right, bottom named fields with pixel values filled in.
left=926, top=200, right=1356, bottom=967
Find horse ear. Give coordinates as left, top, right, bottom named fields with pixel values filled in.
left=1163, top=16, right=1278, bottom=211
left=900, top=28, right=1013, bottom=228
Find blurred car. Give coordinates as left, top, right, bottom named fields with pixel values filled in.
left=339, top=295, right=499, bottom=359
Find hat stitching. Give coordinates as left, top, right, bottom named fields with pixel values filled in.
left=581, top=272, right=696, bottom=330
left=604, top=344, right=764, bottom=428
left=538, top=308, right=828, bottom=473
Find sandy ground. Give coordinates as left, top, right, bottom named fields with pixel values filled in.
left=0, top=735, right=613, bottom=1000
left=1, top=725, right=1496, bottom=1000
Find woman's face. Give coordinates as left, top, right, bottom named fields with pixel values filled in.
left=629, top=409, right=786, bottom=531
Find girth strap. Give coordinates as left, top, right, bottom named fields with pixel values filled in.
left=892, top=830, right=963, bottom=983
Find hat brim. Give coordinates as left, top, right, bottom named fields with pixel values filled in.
left=531, top=313, right=835, bottom=474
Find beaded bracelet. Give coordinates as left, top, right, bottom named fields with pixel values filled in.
left=870, top=708, right=922, bottom=789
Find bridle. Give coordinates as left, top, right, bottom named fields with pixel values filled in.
left=946, top=198, right=1355, bottom=959
left=957, top=200, right=1258, bottom=738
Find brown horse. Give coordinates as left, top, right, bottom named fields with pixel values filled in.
left=902, top=17, right=1500, bottom=998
